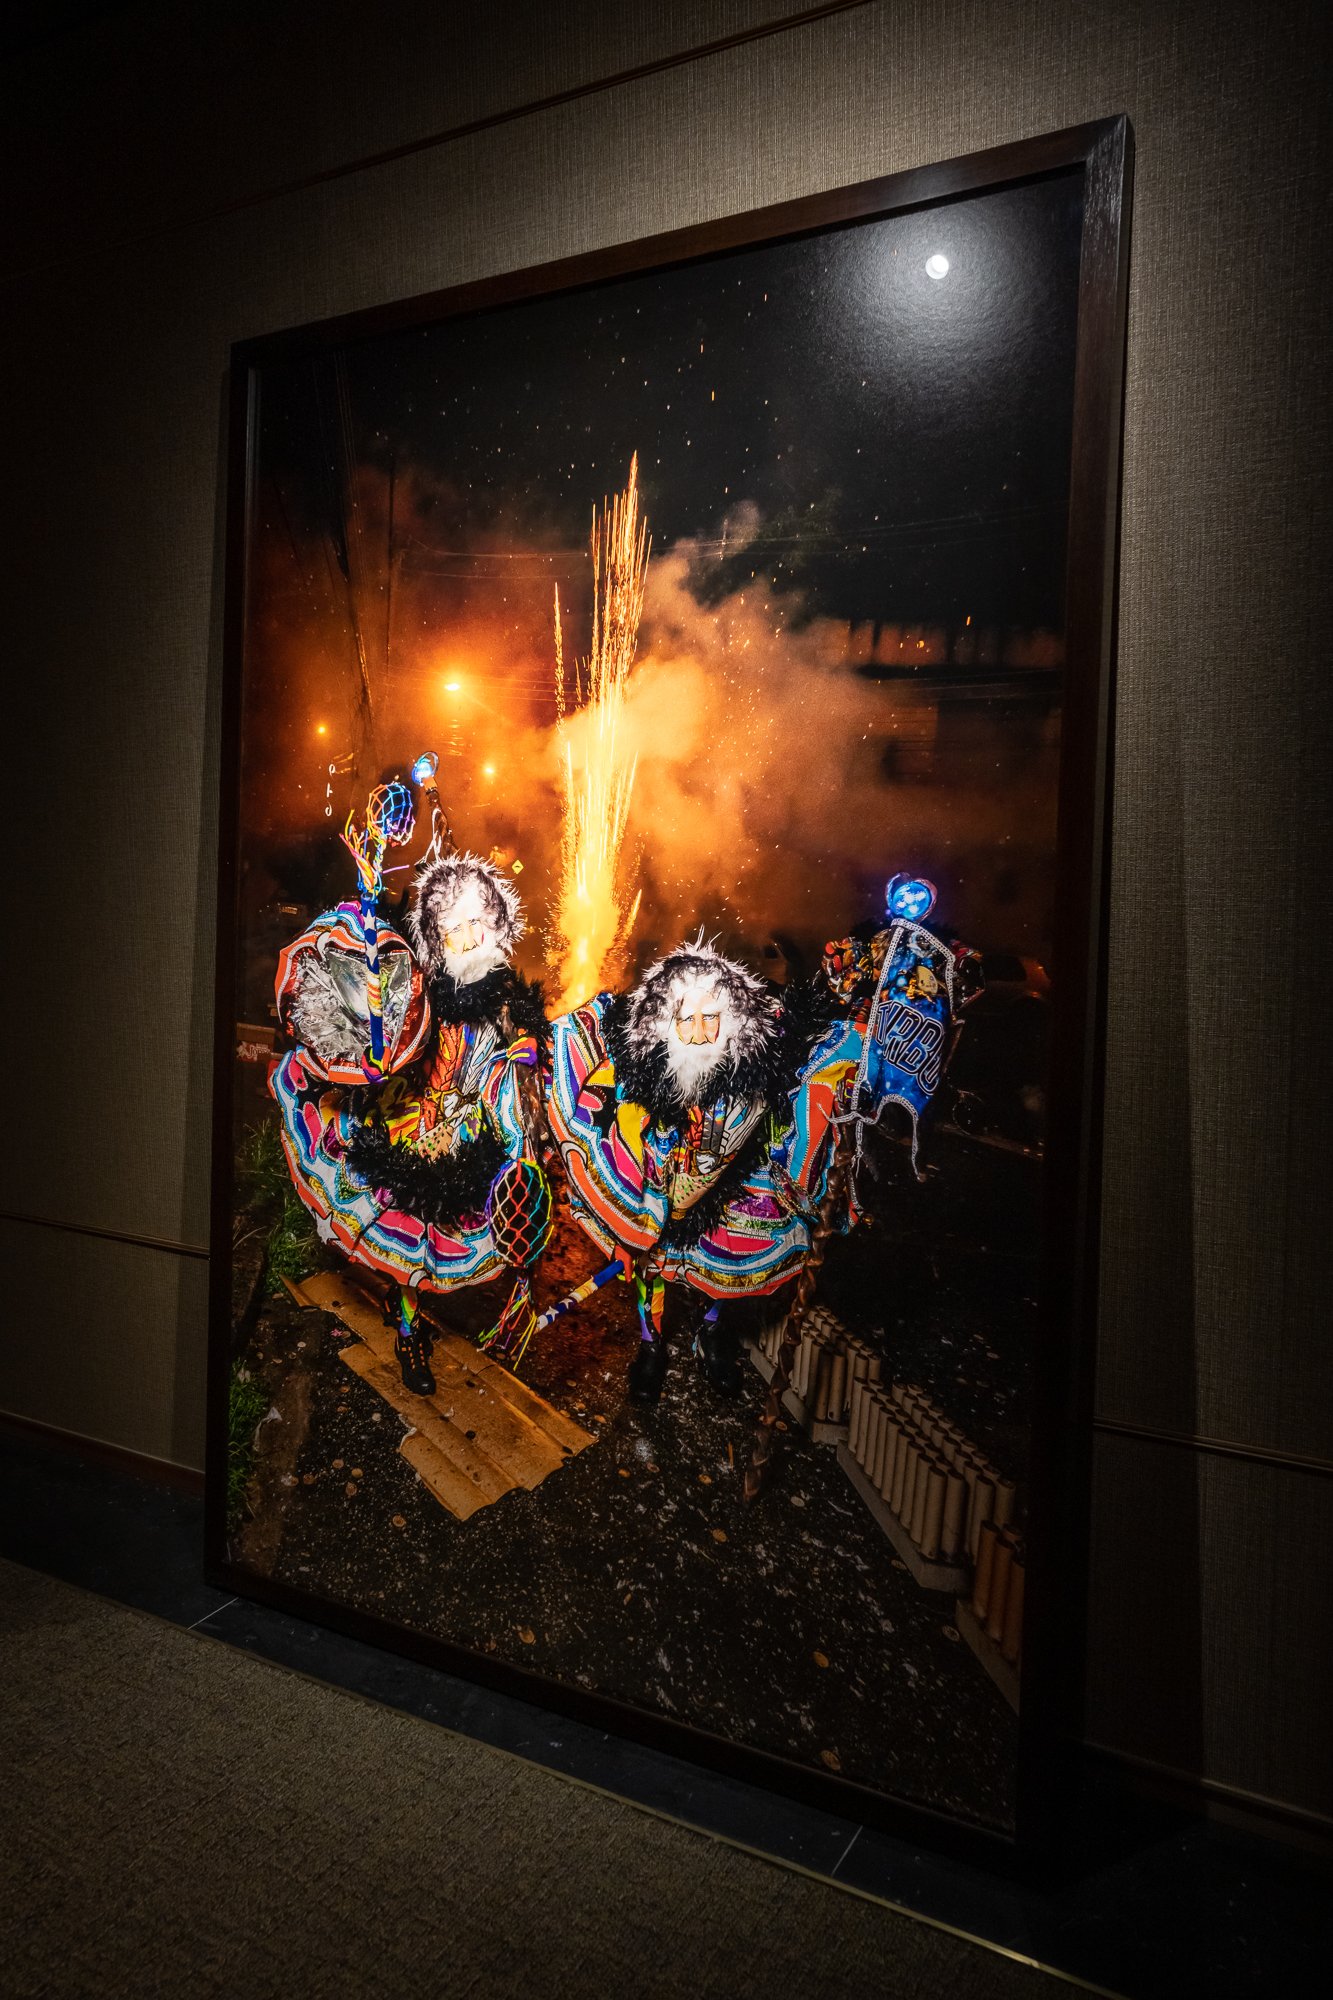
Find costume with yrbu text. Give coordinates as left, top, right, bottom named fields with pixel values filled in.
left=742, top=874, right=986, bottom=1498
left=800, top=871, right=984, bottom=1183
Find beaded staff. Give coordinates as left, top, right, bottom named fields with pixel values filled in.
left=480, top=1257, right=627, bottom=1367
left=340, top=779, right=415, bottom=1075
left=410, top=749, right=456, bottom=860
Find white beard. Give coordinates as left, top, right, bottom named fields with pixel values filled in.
left=440, top=933, right=506, bottom=985
left=662, top=1032, right=730, bottom=1106
left=625, top=945, right=776, bottom=1110
left=655, top=974, right=747, bottom=1106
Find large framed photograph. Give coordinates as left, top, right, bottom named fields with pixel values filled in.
left=207, top=118, right=1132, bottom=1856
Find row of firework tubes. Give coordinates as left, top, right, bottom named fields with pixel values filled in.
left=848, top=1378, right=1015, bottom=1566
left=849, top=1379, right=1026, bottom=1670
left=759, top=1306, right=885, bottom=1422
left=758, top=1311, right=1025, bottom=1670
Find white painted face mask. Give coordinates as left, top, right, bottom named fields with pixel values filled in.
left=435, top=882, right=507, bottom=985
left=661, top=978, right=734, bottom=1103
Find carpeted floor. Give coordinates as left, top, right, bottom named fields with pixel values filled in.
left=0, top=1559, right=1108, bottom=1999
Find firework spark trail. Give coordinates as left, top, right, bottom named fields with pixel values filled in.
left=550, top=454, right=650, bottom=1011
left=553, top=587, right=566, bottom=723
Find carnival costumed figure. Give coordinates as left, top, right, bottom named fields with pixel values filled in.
left=269, top=767, right=553, bottom=1398
left=800, top=871, right=984, bottom=1183
left=548, top=938, right=831, bottom=1405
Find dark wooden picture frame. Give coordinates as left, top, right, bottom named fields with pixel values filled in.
left=206, top=117, right=1132, bottom=1866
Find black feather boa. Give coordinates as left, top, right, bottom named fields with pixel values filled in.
left=602, top=975, right=835, bottom=1129
left=426, top=964, right=549, bottom=1045
left=338, top=969, right=546, bottom=1229
left=772, top=974, right=841, bottom=1085
left=341, top=1121, right=507, bottom=1227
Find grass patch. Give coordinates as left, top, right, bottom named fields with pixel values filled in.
left=227, top=1364, right=270, bottom=1520
left=263, top=1189, right=321, bottom=1295
left=235, top=1121, right=322, bottom=1295
left=235, top=1119, right=296, bottom=1214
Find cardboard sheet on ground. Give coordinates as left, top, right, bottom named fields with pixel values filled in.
left=294, top=1273, right=595, bottom=1519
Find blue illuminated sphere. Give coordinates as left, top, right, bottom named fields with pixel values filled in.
left=885, top=873, right=937, bottom=922
left=410, top=750, right=439, bottom=785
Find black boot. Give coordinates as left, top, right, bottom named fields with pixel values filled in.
left=395, top=1324, right=436, bottom=1397
left=695, top=1310, right=742, bottom=1397
left=627, top=1339, right=668, bottom=1405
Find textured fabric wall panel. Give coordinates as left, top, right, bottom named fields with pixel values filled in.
left=0, top=0, right=1327, bottom=1810
left=0, top=0, right=825, bottom=275
left=1086, top=1433, right=1333, bottom=1820
left=0, top=1223, right=208, bottom=1469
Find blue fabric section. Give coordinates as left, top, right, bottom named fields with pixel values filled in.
left=861, top=936, right=951, bottom=1128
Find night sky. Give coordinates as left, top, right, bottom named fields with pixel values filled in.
left=263, top=172, right=1082, bottom=627
left=241, top=170, right=1085, bottom=970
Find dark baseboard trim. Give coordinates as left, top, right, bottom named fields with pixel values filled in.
left=1084, top=1742, right=1332, bottom=1851
left=0, top=1209, right=209, bottom=1261
left=0, top=1410, right=205, bottom=1495
left=1092, top=1417, right=1332, bottom=1480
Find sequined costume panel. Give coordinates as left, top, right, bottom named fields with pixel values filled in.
left=547, top=998, right=665, bottom=1251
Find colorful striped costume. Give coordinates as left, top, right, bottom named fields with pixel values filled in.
left=271, top=1006, right=537, bottom=1297
left=269, top=894, right=542, bottom=1300
left=548, top=989, right=830, bottom=1301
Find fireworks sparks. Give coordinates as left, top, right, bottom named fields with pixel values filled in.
left=549, top=455, right=650, bottom=1011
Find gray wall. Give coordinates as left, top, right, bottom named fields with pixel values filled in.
left=2, top=0, right=1328, bottom=1826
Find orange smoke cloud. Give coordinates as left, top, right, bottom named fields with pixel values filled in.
left=243, top=471, right=1061, bottom=981
left=611, top=524, right=1060, bottom=964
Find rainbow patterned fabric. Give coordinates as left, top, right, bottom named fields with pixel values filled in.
left=547, top=995, right=811, bottom=1300
left=768, top=1014, right=865, bottom=1224
left=273, top=903, right=430, bottom=1085
left=270, top=1007, right=532, bottom=1297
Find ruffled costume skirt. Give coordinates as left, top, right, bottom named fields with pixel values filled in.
left=268, top=904, right=520, bottom=1296
left=270, top=1050, right=508, bottom=1294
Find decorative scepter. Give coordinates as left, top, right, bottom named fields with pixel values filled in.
left=340, top=779, right=416, bottom=1077
left=743, top=1129, right=854, bottom=1503
left=479, top=1255, right=628, bottom=1368
left=410, top=749, right=456, bottom=860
